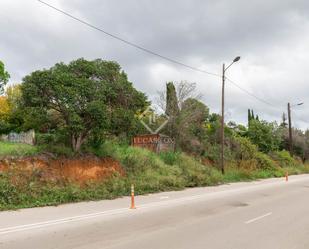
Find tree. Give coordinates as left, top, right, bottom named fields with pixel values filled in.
left=165, top=82, right=180, bottom=117
left=21, top=58, right=147, bottom=151
left=165, top=82, right=180, bottom=138
left=247, top=119, right=282, bottom=153
left=0, top=96, right=10, bottom=120
left=0, top=85, right=25, bottom=134
left=251, top=110, right=254, bottom=121
left=281, top=112, right=288, bottom=128
left=157, top=81, right=208, bottom=153
left=248, top=109, right=251, bottom=126
left=176, top=81, right=202, bottom=109
left=0, top=61, right=10, bottom=94
left=177, top=98, right=209, bottom=153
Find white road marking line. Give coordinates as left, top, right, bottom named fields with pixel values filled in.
left=1, top=176, right=307, bottom=236
left=159, top=196, right=169, bottom=200
left=0, top=208, right=129, bottom=235
left=245, top=212, right=272, bottom=224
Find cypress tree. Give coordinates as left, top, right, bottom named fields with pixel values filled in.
left=166, top=82, right=179, bottom=117
left=165, top=82, right=179, bottom=138
left=248, top=109, right=251, bottom=126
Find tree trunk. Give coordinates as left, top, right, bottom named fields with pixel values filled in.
left=71, top=134, right=86, bottom=152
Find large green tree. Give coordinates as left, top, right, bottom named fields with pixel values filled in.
left=247, top=119, right=282, bottom=153
left=177, top=98, right=209, bottom=154
left=21, top=58, right=147, bottom=151
left=0, top=61, right=10, bottom=94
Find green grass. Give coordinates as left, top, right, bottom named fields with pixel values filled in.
left=0, top=141, right=40, bottom=157
left=1, top=140, right=309, bottom=211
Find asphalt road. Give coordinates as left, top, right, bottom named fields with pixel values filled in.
left=1, top=174, right=309, bottom=249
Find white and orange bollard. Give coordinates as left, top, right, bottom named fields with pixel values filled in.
left=130, top=184, right=136, bottom=209
left=285, top=171, right=289, bottom=182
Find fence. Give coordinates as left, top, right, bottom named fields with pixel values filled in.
left=0, top=130, right=35, bottom=145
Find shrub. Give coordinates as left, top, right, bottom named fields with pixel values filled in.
left=255, top=152, right=276, bottom=170
left=42, top=144, right=74, bottom=157
left=0, top=173, right=20, bottom=207
left=36, top=132, right=68, bottom=146
left=159, top=151, right=180, bottom=165
left=203, top=143, right=223, bottom=163
left=36, top=133, right=57, bottom=145
left=176, top=154, right=223, bottom=187
left=224, top=167, right=254, bottom=182
left=270, top=150, right=299, bottom=168
left=231, top=136, right=258, bottom=160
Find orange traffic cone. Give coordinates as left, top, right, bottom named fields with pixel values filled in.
left=130, top=184, right=136, bottom=209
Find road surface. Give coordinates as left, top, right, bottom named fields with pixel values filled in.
left=1, top=174, right=309, bottom=249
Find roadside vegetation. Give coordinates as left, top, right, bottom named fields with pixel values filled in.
left=1, top=58, right=309, bottom=211
left=1, top=140, right=309, bottom=211
left=0, top=141, right=40, bottom=157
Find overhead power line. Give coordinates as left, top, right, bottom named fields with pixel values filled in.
left=225, top=77, right=274, bottom=107
left=37, top=0, right=219, bottom=77
left=37, top=0, right=278, bottom=108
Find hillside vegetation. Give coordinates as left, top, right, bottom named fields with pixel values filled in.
left=1, top=58, right=309, bottom=210
left=1, top=140, right=309, bottom=210
left=0, top=141, right=39, bottom=157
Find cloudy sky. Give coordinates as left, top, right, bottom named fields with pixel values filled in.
left=1, top=0, right=309, bottom=128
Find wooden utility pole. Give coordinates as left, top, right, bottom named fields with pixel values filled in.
left=219, top=57, right=240, bottom=174
left=287, top=102, right=293, bottom=156
left=220, top=63, right=225, bottom=174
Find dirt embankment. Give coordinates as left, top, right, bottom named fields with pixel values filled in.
left=0, top=155, right=124, bottom=185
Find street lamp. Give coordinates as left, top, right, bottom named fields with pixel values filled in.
left=287, top=102, right=304, bottom=156
left=220, top=56, right=241, bottom=174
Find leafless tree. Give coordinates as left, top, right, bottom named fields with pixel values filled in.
left=155, top=81, right=202, bottom=112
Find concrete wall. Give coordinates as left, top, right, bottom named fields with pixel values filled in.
left=0, top=130, right=35, bottom=145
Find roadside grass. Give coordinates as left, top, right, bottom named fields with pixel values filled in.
left=0, top=141, right=40, bottom=157
left=1, top=140, right=309, bottom=211
left=0, top=141, right=223, bottom=210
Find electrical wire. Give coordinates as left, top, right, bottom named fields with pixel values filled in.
left=225, top=77, right=274, bottom=106
left=37, top=0, right=281, bottom=110
left=37, top=0, right=220, bottom=77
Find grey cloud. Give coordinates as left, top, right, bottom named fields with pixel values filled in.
left=1, top=0, right=309, bottom=128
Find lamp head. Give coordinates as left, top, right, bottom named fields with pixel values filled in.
left=233, top=56, right=241, bottom=62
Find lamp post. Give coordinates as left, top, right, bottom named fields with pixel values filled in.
left=220, top=56, right=241, bottom=174
left=287, top=102, right=303, bottom=156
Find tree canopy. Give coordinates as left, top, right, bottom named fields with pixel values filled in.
left=247, top=119, right=282, bottom=153
left=21, top=58, right=147, bottom=151
left=0, top=61, right=10, bottom=94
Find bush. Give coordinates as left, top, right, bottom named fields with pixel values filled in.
left=159, top=151, right=180, bottom=165
left=41, top=144, right=74, bottom=157
left=224, top=167, right=254, bottom=182
left=2, top=139, right=309, bottom=211
left=255, top=152, right=276, bottom=170
left=232, top=136, right=258, bottom=160
left=0, top=173, right=20, bottom=207
left=36, top=133, right=57, bottom=145
left=176, top=154, right=223, bottom=187
left=270, top=150, right=299, bottom=168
